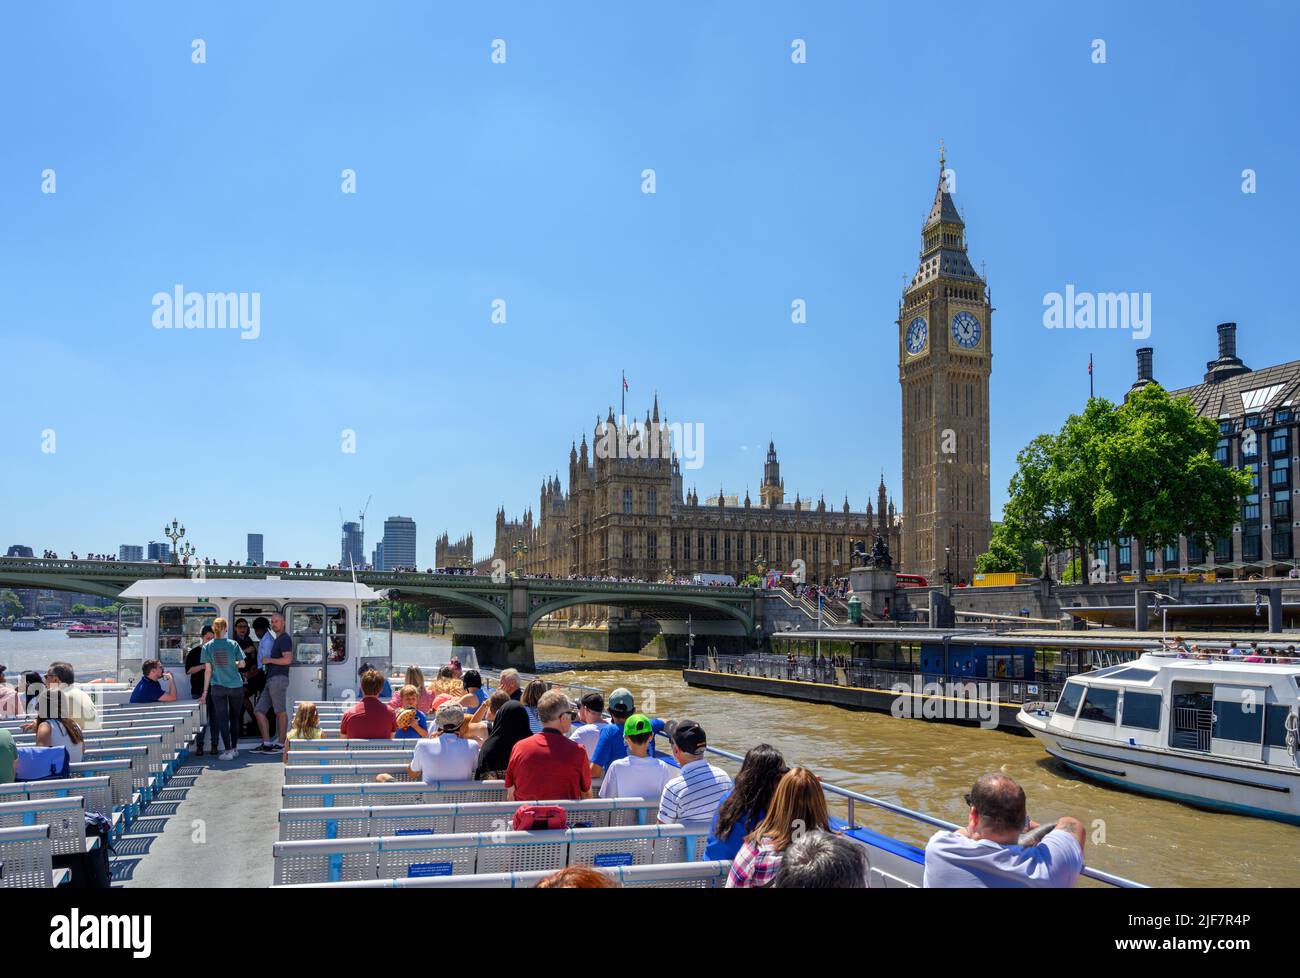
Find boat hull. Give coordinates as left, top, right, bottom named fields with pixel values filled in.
left=1019, top=710, right=1300, bottom=825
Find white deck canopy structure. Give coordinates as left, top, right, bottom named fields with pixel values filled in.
left=116, top=578, right=393, bottom=703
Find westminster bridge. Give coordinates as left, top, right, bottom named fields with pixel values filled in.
left=0, top=558, right=766, bottom=669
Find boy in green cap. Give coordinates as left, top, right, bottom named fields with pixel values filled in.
left=598, top=713, right=676, bottom=803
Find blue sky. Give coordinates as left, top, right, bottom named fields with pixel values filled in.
left=1, top=1, right=1296, bottom=567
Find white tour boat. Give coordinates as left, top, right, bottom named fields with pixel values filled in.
left=1019, top=651, right=1300, bottom=824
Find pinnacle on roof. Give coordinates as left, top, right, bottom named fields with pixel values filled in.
left=925, top=139, right=963, bottom=228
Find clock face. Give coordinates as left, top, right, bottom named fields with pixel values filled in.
left=951, top=311, right=981, bottom=349
left=905, top=316, right=928, bottom=355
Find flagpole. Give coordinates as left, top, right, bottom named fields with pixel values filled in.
left=621, top=369, right=626, bottom=421
left=1089, top=353, right=1094, bottom=400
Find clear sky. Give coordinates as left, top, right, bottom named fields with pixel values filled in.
left=2, top=1, right=1296, bottom=567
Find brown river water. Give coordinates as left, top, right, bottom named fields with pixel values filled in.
left=6, top=629, right=1297, bottom=887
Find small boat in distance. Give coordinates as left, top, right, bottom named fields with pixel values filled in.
left=10, top=617, right=42, bottom=632
left=66, top=622, right=121, bottom=637
left=1019, top=650, right=1300, bottom=824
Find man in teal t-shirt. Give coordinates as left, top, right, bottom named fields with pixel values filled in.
left=0, top=728, right=17, bottom=784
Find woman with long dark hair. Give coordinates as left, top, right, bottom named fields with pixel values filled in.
left=474, top=700, right=532, bottom=781
left=704, top=743, right=788, bottom=861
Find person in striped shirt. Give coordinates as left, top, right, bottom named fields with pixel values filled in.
left=727, top=767, right=833, bottom=888
left=657, top=720, right=732, bottom=828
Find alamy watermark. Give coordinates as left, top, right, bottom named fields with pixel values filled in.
left=890, top=676, right=999, bottom=729
left=152, top=286, right=261, bottom=340
left=594, top=414, right=704, bottom=470
left=1042, top=285, right=1150, bottom=340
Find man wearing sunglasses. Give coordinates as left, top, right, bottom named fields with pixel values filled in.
left=505, top=690, right=592, bottom=802
left=923, top=773, right=1085, bottom=888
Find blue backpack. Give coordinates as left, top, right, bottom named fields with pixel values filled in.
left=16, top=745, right=70, bottom=781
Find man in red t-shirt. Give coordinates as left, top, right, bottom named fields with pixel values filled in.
left=340, top=670, right=396, bottom=739
left=506, top=690, right=592, bottom=801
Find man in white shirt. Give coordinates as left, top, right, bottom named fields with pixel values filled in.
left=599, top=714, right=676, bottom=803
left=923, top=773, right=1085, bottom=888
left=46, top=662, right=100, bottom=730
left=406, top=703, right=480, bottom=784
left=657, top=720, right=732, bottom=828
left=569, top=692, right=610, bottom=759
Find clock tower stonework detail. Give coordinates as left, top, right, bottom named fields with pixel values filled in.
left=898, top=148, right=993, bottom=582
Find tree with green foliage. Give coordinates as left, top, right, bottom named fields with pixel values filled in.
left=1094, top=383, right=1250, bottom=582
left=984, top=387, right=1248, bottom=585
left=974, top=523, right=1043, bottom=576
left=0, top=589, right=23, bottom=619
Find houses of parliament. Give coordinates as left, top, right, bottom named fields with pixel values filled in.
left=456, top=151, right=992, bottom=585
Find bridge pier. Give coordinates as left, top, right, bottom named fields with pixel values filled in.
left=451, top=629, right=535, bottom=672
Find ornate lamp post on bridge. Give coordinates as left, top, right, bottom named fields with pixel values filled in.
left=163, top=519, right=186, bottom=565
left=511, top=541, right=529, bottom=577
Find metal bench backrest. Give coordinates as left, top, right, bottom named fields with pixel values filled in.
left=277, top=797, right=656, bottom=840
left=0, top=776, right=112, bottom=818
left=274, top=858, right=732, bottom=889
left=69, top=760, right=133, bottom=811
left=0, top=796, right=87, bottom=856
left=0, top=824, right=56, bottom=888
left=273, top=824, right=707, bottom=885
left=281, top=780, right=509, bottom=809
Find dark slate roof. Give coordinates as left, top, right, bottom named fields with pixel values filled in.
left=1169, top=359, right=1300, bottom=418
left=926, top=180, right=963, bottom=227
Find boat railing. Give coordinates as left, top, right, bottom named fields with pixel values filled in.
left=669, top=739, right=1144, bottom=889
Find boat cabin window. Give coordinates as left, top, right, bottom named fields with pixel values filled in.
left=1056, top=681, right=1084, bottom=718
left=327, top=607, right=347, bottom=663
left=1264, top=704, right=1296, bottom=748
left=1213, top=691, right=1264, bottom=744
left=157, top=605, right=218, bottom=665
left=1079, top=686, right=1119, bottom=724
left=1120, top=690, right=1162, bottom=730
left=285, top=604, right=327, bottom=665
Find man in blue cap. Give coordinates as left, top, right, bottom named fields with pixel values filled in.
left=589, top=687, right=666, bottom=779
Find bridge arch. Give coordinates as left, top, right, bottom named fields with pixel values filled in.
left=525, top=591, right=755, bottom=635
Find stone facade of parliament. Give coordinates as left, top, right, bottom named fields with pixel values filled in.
left=462, top=152, right=993, bottom=586
left=474, top=399, right=900, bottom=585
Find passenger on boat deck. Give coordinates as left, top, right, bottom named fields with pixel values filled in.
left=568, top=692, right=610, bottom=759
left=705, top=743, right=789, bottom=862
left=184, top=626, right=216, bottom=756
left=393, top=685, right=429, bottom=739
left=253, top=612, right=293, bottom=752
left=498, top=669, right=522, bottom=702
left=356, top=661, right=393, bottom=700
left=534, top=865, right=618, bottom=888
left=0, top=665, right=21, bottom=719
left=474, top=699, right=530, bottom=781
left=597, top=713, right=677, bottom=803
left=590, top=688, right=666, bottom=778
left=726, top=767, right=830, bottom=888
left=130, top=658, right=178, bottom=704
left=659, top=720, right=733, bottom=830
left=389, top=666, right=434, bottom=713
left=283, top=702, right=323, bottom=762
left=32, top=688, right=85, bottom=764
left=521, top=679, right=549, bottom=735
left=459, top=670, right=487, bottom=709
left=922, top=773, right=1085, bottom=888
left=0, top=727, right=16, bottom=784
left=340, top=670, right=396, bottom=740
left=404, top=702, right=481, bottom=784
left=772, top=830, right=868, bottom=889
left=505, top=691, right=592, bottom=801
left=42, top=662, right=100, bottom=730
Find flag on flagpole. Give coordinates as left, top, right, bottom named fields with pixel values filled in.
left=622, top=371, right=628, bottom=392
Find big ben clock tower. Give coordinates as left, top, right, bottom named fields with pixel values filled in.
left=898, top=145, right=993, bottom=583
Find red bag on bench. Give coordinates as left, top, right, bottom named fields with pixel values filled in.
left=512, top=805, right=567, bottom=831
